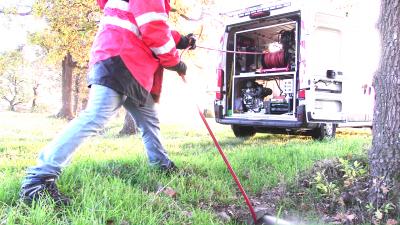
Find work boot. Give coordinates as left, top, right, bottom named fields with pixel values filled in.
left=159, top=161, right=179, bottom=174
left=20, top=178, right=71, bottom=206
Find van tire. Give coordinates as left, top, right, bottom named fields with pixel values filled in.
left=311, top=123, right=336, bottom=140
left=231, top=125, right=256, bottom=137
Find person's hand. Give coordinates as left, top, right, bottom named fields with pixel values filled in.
left=186, top=33, right=196, bottom=50
left=176, top=33, right=196, bottom=50
left=165, top=61, right=187, bottom=76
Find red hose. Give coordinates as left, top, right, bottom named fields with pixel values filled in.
left=263, top=51, right=285, bottom=68
left=181, top=76, right=258, bottom=223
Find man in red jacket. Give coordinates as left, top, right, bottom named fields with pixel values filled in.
left=20, top=0, right=196, bottom=205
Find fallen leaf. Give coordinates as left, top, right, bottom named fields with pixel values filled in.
left=244, top=169, right=251, bottom=179
left=163, top=187, right=177, bottom=198
left=217, top=212, right=231, bottom=223
left=333, top=213, right=346, bottom=221
left=182, top=211, right=193, bottom=218
left=375, top=210, right=383, bottom=220
left=381, top=186, right=390, bottom=194
left=346, top=214, right=356, bottom=221
left=106, top=219, right=115, bottom=225
left=338, top=197, right=345, bottom=207
left=112, top=168, right=121, bottom=176
left=343, top=180, right=352, bottom=187
left=387, top=219, right=398, bottom=225
left=300, top=203, right=309, bottom=211
left=120, top=220, right=130, bottom=225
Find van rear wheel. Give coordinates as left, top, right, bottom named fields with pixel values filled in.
left=231, top=125, right=256, bottom=137
left=311, top=123, right=337, bottom=140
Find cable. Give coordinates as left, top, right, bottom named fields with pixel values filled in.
left=274, top=78, right=284, bottom=96
left=181, top=76, right=258, bottom=223
left=180, top=47, right=258, bottom=224
left=196, top=45, right=264, bottom=55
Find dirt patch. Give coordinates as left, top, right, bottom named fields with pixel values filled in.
left=214, top=182, right=295, bottom=224
left=215, top=157, right=399, bottom=224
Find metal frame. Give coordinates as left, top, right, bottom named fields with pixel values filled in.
left=231, top=20, right=299, bottom=120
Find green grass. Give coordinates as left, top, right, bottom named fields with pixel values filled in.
left=0, top=112, right=372, bottom=225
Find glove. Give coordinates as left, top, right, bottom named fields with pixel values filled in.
left=165, top=61, right=187, bottom=76
left=187, top=33, right=196, bottom=50
left=176, top=33, right=196, bottom=50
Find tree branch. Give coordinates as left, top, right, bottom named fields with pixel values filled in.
left=2, top=95, right=11, bottom=103
left=13, top=101, right=23, bottom=106
left=7, top=84, right=13, bottom=95
left=0, top=7, right=32, bottom=16
left=170, top=8, right=206, bottom=21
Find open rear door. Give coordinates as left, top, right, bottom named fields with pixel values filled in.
left=306, top=13, right=346, bottom=123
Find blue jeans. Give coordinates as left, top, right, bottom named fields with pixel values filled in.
left=23, top=84, right=173, bottom=181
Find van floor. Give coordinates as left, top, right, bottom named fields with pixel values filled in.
left=228, top=113, right=297, bottom=121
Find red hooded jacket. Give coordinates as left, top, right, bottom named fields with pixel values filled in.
left=90, top=0, right=181, bottom=101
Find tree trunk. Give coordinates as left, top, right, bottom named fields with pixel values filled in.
left=73, top=74, right=82, bottom=114
left=31, top=83, right=39, bottom=112
left=5, top=89, right=20, bottom=112
left=6, top=77, right=20, bottom=112
left=368, top=0, right=400, bottom=205
left=57, top=52, right=75, bottom=120
left=9, top=100, right=16, bottom=111
left=8, top=100, right=21, bottom=112
left=119, top=112, right=138, bottom=136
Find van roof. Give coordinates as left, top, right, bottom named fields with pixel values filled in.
left=220, top=1, right=294, bottom=18
left=220, top=1, right=347, bottom=25
left=220, top=1, right=299, bottom=25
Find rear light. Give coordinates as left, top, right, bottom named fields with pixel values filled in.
left=298, top=89, right=306, bottom=99
left=249, top=10, right=270, bottom=19
left=216, top=92, right=222, bottom=100
left=216, top=69, right=224, bottom=100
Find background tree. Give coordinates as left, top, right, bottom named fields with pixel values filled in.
left=30, top=0, right=99, bottom=119
left=368, top=0, right=400, bottom=210
left=0, top=48, right=31, bottom=111
left=72, top=67, right=88, bottom=114
left=26, top=45, right=61, bottom=112
left=27, top=0, right=215, bottom=133
left=0, top=2, right=60, bottom=113
left=119, top=112, right=138, bottom=136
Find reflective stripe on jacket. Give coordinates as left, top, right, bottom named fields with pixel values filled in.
left=90, top=0, right=181, bottom=97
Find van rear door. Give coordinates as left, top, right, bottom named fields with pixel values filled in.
left=305, top=12, right=346, bottom=123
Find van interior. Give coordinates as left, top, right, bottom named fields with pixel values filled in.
left=224, top=14, right=300, bottom=120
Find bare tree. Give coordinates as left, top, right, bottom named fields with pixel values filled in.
left=0, top=49, right=30, bottom=111
left=1, top=75, right=26, bottom=111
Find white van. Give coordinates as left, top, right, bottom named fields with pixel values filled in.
left=213, top=1, right=373, bottom=139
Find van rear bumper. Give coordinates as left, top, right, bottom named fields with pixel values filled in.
left=216, top=117, right=305, bottom=129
